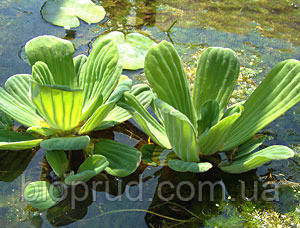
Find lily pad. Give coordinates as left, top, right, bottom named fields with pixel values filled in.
left=168, top=159, right=213, bottom=173
left=41, top=0, right=106, bottom=28
left=96, top=31, right=156, bottom=70
left=24, top=181, right=61, bottom=210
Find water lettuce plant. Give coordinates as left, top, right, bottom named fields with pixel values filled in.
left=0, top=35, right=151, bottom=209
left=121, top=41, right=299, bottom=174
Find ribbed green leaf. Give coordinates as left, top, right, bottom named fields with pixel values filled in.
left=140, top=144, right=177, bottom=166
left=5, top=74, right=36, bottom=112
left=224, top=59, right=300, bottom=151
left=192, top=47, right=240, bottom=115
left=27, top=126, right=57, bottom=137
left=65, top=155, right=108, bottom=185
left=140, top=144, right=161, bottom=166
left=32, top=61, right=55, bottom=85
left=79, top=103, right=116, bottom=134
left=168, top=159, right=212, bottom=173
left=94, top=139, right=141, bottom=177
left=45, top=150, right=68, bottom=177
left=98, top=31, right=156, bottom=70
left=40, top=136, right=90, bottom=151
left=234, top=134, right=267, bottom=160
left=25, top=35, right=77, bottom=87
left=145, top=40, right=196, bottom=125
left=198, top=113, right=241, bottom=156
left=73, top=55, right=87, bottom=78
left=0, top=129, right=42, bottom=150
left=106, top=78, right=132, bottom=103
left=0, top=112, right=13, bottom=130
left=79, top=79, right=132, bottom=133
left=98, top=84, right=154, bottom=129
left=155, top=98, right=199, bottom=162
left=222, top=103, right=244, bottom=119
left=80, top=38, right=121, bottom=111
left=31, top=83, right=83, bottom=131
left=219, top=145, right=294, bottom=174
left=197, top=100, right=220, bottom=135
left=120, top=92, right=171, bottom=149
left=0, top=87, right=44, bottom=127
left=24, top=181, right=60, bottom=210
left=80, top=92, right=103, bottom=122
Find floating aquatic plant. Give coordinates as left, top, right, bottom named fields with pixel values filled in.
left=97, top=31, right=156, bottom=70
left=0, top=35, right=151, bottom=209
left=121, top=40, right=299, bottom=174
left=41, top=0, right=106, bottom=28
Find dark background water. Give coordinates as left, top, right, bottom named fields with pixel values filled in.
left=0, top=0, right=299, bottom=227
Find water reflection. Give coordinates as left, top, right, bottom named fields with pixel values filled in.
left=0, top=149, right=37, bottom=182
left=100, top=0, right=157, bottom=31
left=25, top=159, right=297, bottom=227
left=47, top=185, right=93, bottom=226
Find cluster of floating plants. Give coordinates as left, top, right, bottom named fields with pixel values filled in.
left=0, top=34, right=299, bottom=210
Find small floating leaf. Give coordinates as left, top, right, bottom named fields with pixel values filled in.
left=219, top=145, right=295, bottom=174
left=45, top=151, right=69, bottom=177
left=97, top=31, right=156, bottom=70
left=40, top=136, right=90, bottom=151
left=94, top=139, right=141, bottom=177
left=24, top=181, right=60, bottom=210
left=64, top=155, right=108, bottom=185
left=168, top=159, right=212, bottom=173
left=41, top=0, right=106, bottom=28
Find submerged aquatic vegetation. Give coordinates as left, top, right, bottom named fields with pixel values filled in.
left=121, top=40, right=299, bottom=174
left=0, top=35, right=151, bottom=209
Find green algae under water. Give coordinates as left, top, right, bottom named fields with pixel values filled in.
left=0, top=0, right=299, bottom=227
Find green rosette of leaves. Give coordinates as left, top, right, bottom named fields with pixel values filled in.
left=0, top=35, right=150, bottom=209
left=120, top=40, right=299, bottom=174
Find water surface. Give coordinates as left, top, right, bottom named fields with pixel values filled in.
left=0, top=0, right=299, bottom=227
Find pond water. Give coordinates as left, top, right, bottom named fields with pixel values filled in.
left=0, top=0, right=299, bottom=227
